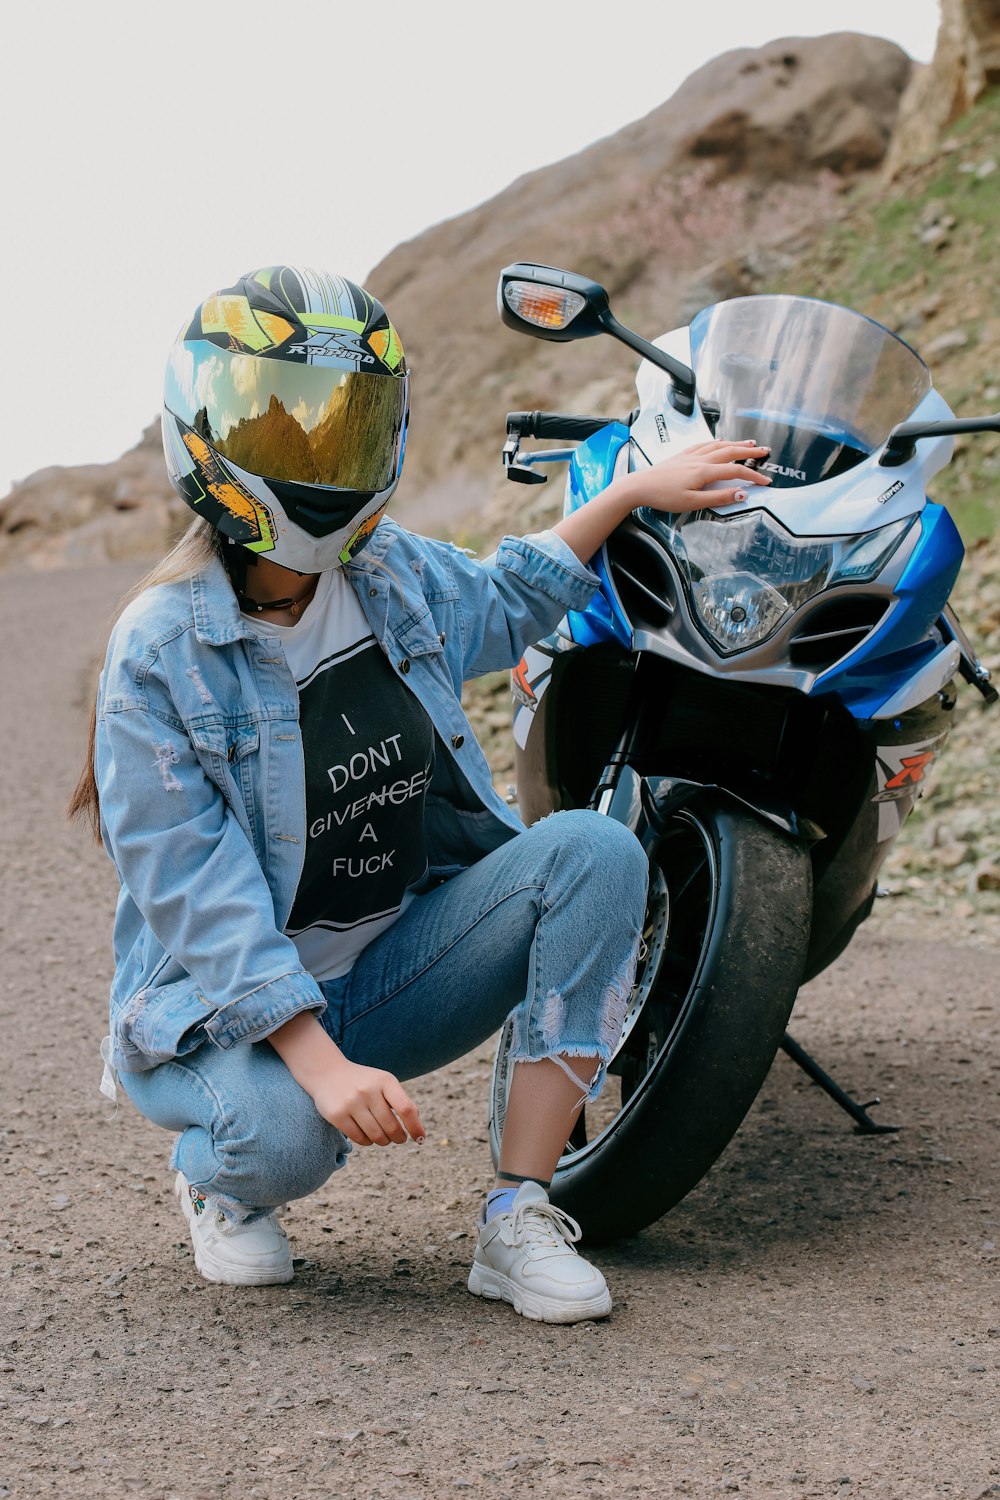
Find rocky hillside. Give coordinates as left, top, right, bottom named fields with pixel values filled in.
left=0, top=419, right=185, bottom=571
left=0, top=30, right=912, bottom=569
left=7, top=18, right=996, bottom=563
left=373, top=29, right=910, bottom=530
left=885, top=0, right=1000, bottom=173
left=4, top=10, right=998, bottom=944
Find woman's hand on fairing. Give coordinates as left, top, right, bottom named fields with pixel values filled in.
left=552, top=439, right=772, bottom=566
left=624, top=439, right=773, bottom=513
left=267, top=1010, right=425, bottom=1147
left=313, top=1057, right=426, bottom=1148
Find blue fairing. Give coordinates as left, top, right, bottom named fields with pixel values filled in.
left=816, top=502, right=965, bottom=718
left=564, top=422, right=632, bottom=647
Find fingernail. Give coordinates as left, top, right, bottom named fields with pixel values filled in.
left=415, top=1135, right=426, bottom=1146
left=733, top=489, right=747, bottom=502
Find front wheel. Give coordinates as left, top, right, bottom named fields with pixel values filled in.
left=489, top=799, right=813, bottom=1242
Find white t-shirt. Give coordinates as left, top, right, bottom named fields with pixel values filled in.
left=244, top=568, right=434, bottom=981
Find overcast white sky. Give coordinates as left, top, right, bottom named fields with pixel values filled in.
left=1, top=0, right=940, bottom=498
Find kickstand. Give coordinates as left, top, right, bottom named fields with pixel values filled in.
left=780, top=1033, right=901, bottom=1135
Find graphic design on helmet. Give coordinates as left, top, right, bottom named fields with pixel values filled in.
left=162, top=265, right=409, bottom=571
left=338, top=505, right=387, bottom=566
left=181, top=427, right=277, bottom=552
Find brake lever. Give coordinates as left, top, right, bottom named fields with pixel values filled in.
left=502, top=429, right=547, bottom=484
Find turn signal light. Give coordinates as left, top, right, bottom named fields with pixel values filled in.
left=503, top=280, right=586, bottom=331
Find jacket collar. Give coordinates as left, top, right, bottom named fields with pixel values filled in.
left=189, top=521, right=401, bottom=646
left=344, top=516, right=400, bottom=573
left=190, top=558, right=253, bottom=646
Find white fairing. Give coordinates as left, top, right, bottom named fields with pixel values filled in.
left=872, top=640, right=962, bottom=719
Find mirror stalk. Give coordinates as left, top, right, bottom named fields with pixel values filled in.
left=598, top=311, right=695, bottom=415
left=880, top=411, right=1000, bottom=467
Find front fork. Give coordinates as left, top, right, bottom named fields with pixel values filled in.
left=587, top=656, right=664, bottom=853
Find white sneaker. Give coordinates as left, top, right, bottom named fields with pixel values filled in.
left=468, top=1181, right=612, bottom=1323
left=174, top=1172, right=293, bottom=1286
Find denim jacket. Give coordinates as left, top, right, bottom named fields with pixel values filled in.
left=96, top=519, right=598, bottom=1074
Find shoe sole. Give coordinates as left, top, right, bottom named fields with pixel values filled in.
left=174, top=1174, right=294, bottom=1287
left=467, top=1262, right=612, bottom=1324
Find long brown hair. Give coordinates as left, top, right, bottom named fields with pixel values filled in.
left=67, top=519, right=226, bottom=842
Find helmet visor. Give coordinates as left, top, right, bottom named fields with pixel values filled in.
left=165, top=339, right=408, bottom=493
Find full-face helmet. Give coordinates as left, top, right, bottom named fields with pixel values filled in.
left=162, top=266, right=409, bottom=571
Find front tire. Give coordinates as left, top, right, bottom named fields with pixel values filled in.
left=489, top=798, right=812, bottom=1242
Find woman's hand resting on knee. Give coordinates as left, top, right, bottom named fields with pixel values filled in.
left=268, top=1011, right=426, bottom=1147
left=312, top=1057, right=426, bottom=1147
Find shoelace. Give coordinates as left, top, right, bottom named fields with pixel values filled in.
left=509, top=1199, right=583, bottom=1250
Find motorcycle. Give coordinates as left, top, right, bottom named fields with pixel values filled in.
left=488, top=262, right=998, bottom=1242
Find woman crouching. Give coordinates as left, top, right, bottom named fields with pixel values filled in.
left=72, top=265, right=770, bottom=1321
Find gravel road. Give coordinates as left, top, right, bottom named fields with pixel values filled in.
left=2, top=562, right=997, bottom=1500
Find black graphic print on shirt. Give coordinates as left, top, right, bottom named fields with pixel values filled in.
left=286, top=633, right=434, bottom=938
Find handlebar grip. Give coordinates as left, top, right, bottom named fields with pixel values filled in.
left=507, top=410, right=613, bottom=441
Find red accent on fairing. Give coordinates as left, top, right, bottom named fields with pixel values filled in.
left=511, top=657, right=537, bottom=706
left=883, top=751, right=935, bottom=791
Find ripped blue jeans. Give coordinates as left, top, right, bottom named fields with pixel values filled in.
left=121, top=809, right=647, bottom=1221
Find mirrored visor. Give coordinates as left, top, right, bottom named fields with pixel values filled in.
left=165, top=340, right=408, bottom=492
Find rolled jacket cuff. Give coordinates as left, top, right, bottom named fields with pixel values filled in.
left=203, top=970, right=326, bottom=1049
left=492, top=530, right=599, bottom=610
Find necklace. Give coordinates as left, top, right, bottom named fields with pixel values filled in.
left=238, top=577, right=317, bottom=617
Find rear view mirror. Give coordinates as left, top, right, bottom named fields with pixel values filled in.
left=498, top=263, right=611, bottom=342
left=497, top=261, right=696, bottom=415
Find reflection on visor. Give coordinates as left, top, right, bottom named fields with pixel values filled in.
left=165, top=340, right=407, bottom=491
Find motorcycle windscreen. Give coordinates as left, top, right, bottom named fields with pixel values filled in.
left=689, top=297, right=931, bottom=487
left=164, top=339, right=408, bottom=492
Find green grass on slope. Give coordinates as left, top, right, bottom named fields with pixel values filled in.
left=761, top=89, right=1000, bottom=542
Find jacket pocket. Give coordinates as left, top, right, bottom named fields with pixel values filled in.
left=188, top=719, right=261, bottom=835
left=188, top=719, right=261, bottom=763
left=395, top=604, right=446, bottom=659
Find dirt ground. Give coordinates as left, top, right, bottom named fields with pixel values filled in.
left=2, top=561, right=997, bottom=1500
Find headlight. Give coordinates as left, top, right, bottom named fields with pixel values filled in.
left=692, top=570, right=791, bottom=652
left=639, top=507, right=913, bottom=655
